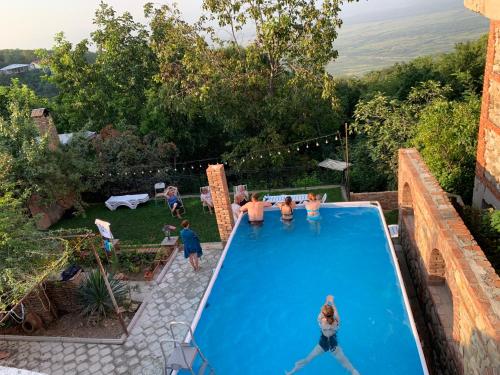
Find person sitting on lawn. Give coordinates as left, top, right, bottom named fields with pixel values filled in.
left=240, top=192, right=272, bottom=224
left=180, top=220, right=203, bottom=272
left=235, top=185, right=249, bottom=206
left=200, top=187, right=214, bottom=214
left=167, top=189, right=183, bottom=219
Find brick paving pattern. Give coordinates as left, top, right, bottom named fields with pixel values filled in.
left=0, top=245, right=223, bottom=375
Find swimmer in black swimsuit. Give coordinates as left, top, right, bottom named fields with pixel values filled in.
left=286, top=295, right=359, bottom=375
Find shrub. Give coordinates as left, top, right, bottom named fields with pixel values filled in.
left=78, top=270, right=128, bottom=319
left=460, top=207, right=500, bottom=273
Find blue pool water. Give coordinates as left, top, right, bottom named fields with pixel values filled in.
left=191, top=206, right=426, bottom=374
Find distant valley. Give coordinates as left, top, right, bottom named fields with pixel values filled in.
left=328, top=0, right=489, bottom=76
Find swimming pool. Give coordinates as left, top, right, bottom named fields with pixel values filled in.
left=188, top=203, right=428, bottom=374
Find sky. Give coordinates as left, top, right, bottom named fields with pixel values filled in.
left=0, top=0, right=383, bottom=50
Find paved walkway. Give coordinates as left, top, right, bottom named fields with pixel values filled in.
left=0, top=245, right=223, bottom=375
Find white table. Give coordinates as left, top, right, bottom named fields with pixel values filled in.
left=105, top=194, right=149, bottom=211
left=263, top=194, right=308, bottom=204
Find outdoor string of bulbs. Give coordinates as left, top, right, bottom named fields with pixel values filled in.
left=95, top=132, right=344, bottom=178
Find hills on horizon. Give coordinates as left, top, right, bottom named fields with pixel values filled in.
left=329, top=0, right=489, bottom=76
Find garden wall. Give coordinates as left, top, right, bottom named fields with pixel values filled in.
left=398, top=148, right=499, bottom=375
left=350, top=191, right=398, bottom=210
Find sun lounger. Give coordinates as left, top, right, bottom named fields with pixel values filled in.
left=105, top=194, right=149, bottom=211
left=263, top=194, right=308, bottom=204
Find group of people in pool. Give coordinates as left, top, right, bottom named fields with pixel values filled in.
left=239, top=192, right=322, bottom=225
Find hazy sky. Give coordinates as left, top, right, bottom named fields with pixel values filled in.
left=1, top=0, right=467, bottom=50
left=0, top=0, right=380, bottom=49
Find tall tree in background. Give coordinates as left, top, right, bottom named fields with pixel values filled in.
left=40, top=2, right=156, bottom=132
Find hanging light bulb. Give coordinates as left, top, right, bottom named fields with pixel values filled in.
left=242, top=158, right=245, bottom=163
left=157, top=169, right=160, bottom=173
left=191, top=165, right=194, bottom=169
left=251, top=156, right=254, bottom=160
left=278, top=151, right=281, bottom=155
left=183, top=167, right=186, bottom=171
left=199, top=164, right=202, bottom=168
left=260, top=155, right=263, bottom=158
left=287, top=149, right=291, bottom=153
left=174, top=168, right=177, bottom=172
left=296, top=146, right=300, bottom=151
left=335, top=136, right=338, bottom=141
left=316, top=142, right=319, bottom=147
left=224, top=161, right=228, bottom=165
left=141, top=171, right=144, bottom=174
left=325, top=139, right=329, bottom=144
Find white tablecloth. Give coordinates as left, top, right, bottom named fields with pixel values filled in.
left=105, top=194, right=149, bottom=210
left=263, top=194, right=308, bottom=204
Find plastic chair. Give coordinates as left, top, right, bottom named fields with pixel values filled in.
left=154, top=182, right=166, bottom=206
left=166, top=186, right=186, bottom=216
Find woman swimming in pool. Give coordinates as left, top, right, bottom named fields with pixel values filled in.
left=304, top=193, right=321, bottom=221
left=276, top=196, right=296, bottom=221
left=286, top=295, right=360, bottom=375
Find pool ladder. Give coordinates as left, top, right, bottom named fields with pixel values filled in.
left=161, top=321, right=215, bottom=375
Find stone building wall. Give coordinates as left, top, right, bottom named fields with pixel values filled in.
left=463, top=3, right=500, bottom=208
left=398, top=149, right=499, bottom=375
left=350, top=191, right=398, bottom=210
left=206, top=164, right=234, bottom=243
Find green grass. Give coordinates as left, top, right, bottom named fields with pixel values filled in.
left=53, top=187, right=343, bottom=244
left=383, top=209, right=399, bottom=225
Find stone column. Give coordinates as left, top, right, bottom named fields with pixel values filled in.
left=31, top=108, right=59, bottom=151
left=464, top=1, right=500, bottom=208
left=206, top=164, right=235, bottom=243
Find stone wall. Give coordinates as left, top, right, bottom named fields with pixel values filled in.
left=350, top=191, right=398, bottom=210
left=398, top=149, right=499, bottom=375
left=206, top=164, right=234, bottom=242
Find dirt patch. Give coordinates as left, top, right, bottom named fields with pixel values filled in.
left=5, top=308, right=137, bottom=339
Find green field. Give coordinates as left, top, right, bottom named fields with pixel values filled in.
left=328, top=8, right=488, bottom=77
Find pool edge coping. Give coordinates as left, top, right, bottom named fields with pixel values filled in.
left=184, top=202, right=430, bottom=375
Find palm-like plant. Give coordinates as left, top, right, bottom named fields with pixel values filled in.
left=78, top=270, right=128, bottom=319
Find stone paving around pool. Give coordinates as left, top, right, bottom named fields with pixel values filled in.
left=0, top=244, right=223, bottom=375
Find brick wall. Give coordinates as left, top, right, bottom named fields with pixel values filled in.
left=206, top=164, right=234, bottom=242
left=398, top=149, right=499, bottom=375
left=471, top=18, right=500, bottom=208
left=350, top=191, right=398, bottom=210
left=30, top=108, right=59, bottom=151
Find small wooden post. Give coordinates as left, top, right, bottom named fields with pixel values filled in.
left=90, top=238, right=128, bottom=336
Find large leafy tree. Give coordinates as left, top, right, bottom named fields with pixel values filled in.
left=144, top=0, right=355, bottom=166
left=40, top=2, right=156, bottom=132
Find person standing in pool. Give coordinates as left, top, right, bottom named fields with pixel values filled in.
left=240, top=192, right=272, bottom=225
left=180, top=220, right=203, bottom=271
left=286, top=295, right=360, bottom=375
left=304, top=192, right=321, bottom=221
left=276, top=196, right=296, bottom=222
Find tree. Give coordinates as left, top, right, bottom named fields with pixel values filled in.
left=412, top=95, right=480, bottom=203
left=351, top=81, right=451, bottom=189
left=40, top=2, right=156, bottom=131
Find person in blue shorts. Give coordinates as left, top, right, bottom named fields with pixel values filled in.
left=286, top=295, right=359, bottom=375
left=180, top=220, right=203, bottom=271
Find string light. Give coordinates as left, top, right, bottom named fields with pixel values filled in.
left=287, top=149, right=291, bottom=153
left=191, top=165, right=194, bottom=169
left=306, top=144, right=309, bottom=149
left=260, top=155, right=263, bottom=158
left=325, top=139, right=329, bottom=144
left=296, top=146, right=300, bottom=151
left=316, top=142, right=319, bottom=147
left=335, top=136, right=338, bottom=141
left=278, top=151, right=281, bottom=155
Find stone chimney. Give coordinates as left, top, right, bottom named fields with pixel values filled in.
left=31, top=108, right=59, bottom=151
left=206, top=164, right=235, bottom=243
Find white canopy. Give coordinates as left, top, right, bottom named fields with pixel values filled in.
left=318, top=158, right=351, bottom=171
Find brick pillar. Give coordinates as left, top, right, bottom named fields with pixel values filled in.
left=31, top=108, right=59, bottom=151
left=464, top=1, right=500, bottom=208
left=206, top=164, right=235, bottom=243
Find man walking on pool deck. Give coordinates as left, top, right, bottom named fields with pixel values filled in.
left=240, top=192, right=272, bottom=224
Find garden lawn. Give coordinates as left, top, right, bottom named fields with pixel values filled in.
left=52, top=187, right=343, bottom=244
